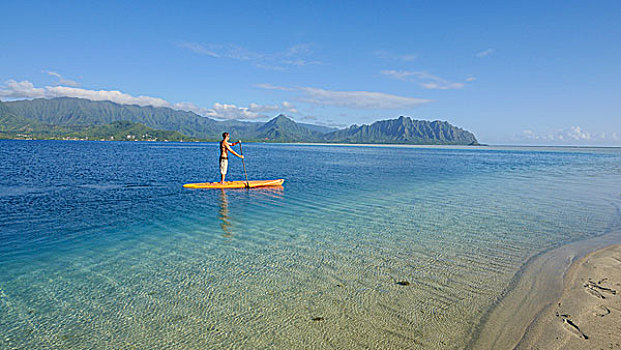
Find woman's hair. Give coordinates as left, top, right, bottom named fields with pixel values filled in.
left=222, top=132, right=229, bottom=138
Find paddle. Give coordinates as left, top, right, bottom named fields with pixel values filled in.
left=239, top=141, right=250, bottom=188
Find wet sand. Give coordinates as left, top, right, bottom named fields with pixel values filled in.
left=516, top=244, right=621, bottom=349
left=472, top=231, right=621, bottom=349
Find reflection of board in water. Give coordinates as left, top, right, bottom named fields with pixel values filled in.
left=218, top=189, right=232, bottom=237
left=184, top=179, right=284, bottom=189
left=217, top=186, right=285, bottom=237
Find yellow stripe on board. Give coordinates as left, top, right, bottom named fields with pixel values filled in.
left=183, top=179, right=285, bottom=189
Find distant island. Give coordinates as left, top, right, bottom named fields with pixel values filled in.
left=0, top=97, right=478, bottom=145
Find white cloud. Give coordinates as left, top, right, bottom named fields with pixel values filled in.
left=198, top=101, right=299, bottom=120
left=285, top=44, right=312, bottom=56
left=253, top=83, right=295, bottom=91
left=168, top=101, right=290, bottom=120
left=420, top=81, right=466, bottom=90
left=299, top=87, right=430, bottom=109
left=374, top=50, right=417, bottom=62
left=170, top=101, right=268, bottom=120
left=522, top=129, right=535, bottom=137
left=282, top=101, right=298, bottom=113
left=1, top=80, right=171, bottom=107
left=0, top=80, right=47, bottom=99
left=51, top=85, right=171, bottom=107
left=169, top=101, right=212, bottom=115
left=178, top=42, right=321, bottom=69
left=0, top=80, right=297, bottom=121
left=380, top=70, right=416, bottom=80
left=381, top=70, right=468, bottom=90
left=46, top=71, right=79, bottom=86
left=248, top=103, right=279, bottom=113
left=256, top=84, right=430, bottom=109
left=204, top=103, right=265, bottom=120
left=177, top=42, right=219, bottom=57
left=566, top=126, right=591, bottom=140
left=518, top=126, right=621, bottom=145
left=476, top=48, right=495, bottom=58
left=179, top=42, right=263, bottom=61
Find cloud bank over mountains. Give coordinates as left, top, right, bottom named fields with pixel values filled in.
left=0, top=80, right=294, bottom=120
left=1, top=79, right=428, bottom=121
left=1, top=80, right=172, bottom=107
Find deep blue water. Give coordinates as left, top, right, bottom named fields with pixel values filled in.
left=1, top=140, right=620, bottom=349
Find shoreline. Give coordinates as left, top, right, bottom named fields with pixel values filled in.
left=516, top=244, right=621, bottom=349
left=4, top=138, right=621, bottom=151
left=471, top=229, right=621, bottom=349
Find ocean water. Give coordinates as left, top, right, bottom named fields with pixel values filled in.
left=1, top=140, right=620, bottom=349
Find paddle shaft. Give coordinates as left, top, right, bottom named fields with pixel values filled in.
left=239, top=141, right=250, bottom=188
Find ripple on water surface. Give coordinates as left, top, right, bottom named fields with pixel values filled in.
left=0, top=140, right=620, bottom=349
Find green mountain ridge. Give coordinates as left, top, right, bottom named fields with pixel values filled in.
left=325, top=116, right=479, bottom=145
left=0, top=101, right=198, bottom=140
left=255, top=114, right=323, bottom=142
left=0, top=101, right=71, bottom=138
left=4, top=97, right=221, bottom=138
left=1, top=98, right=479, bottom=144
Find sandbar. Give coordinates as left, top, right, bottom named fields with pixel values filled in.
left=516, top=244, right=621, bottom=349
left=471, top=230, right=621, bottom=349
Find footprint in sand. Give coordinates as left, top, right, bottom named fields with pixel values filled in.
left=585, top=286, right=606, bottom=299
left=584, top=279, right=617, bottom=299
left=555, top=313, right=588, bottom=340
left=593, top=305, right=610, bottom=317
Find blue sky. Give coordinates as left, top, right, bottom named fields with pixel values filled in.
left=1, top=0, right=620, bottom=145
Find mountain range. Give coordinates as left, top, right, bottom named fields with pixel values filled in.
left=0, top=97, right=478, bottom=145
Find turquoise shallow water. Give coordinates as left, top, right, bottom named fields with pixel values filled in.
left=1, top=140, right=620, bottom=349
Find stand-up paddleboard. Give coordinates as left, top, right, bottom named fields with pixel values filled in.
left=184, top=179, right=284, bottom=189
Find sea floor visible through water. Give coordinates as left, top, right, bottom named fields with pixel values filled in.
left=1, top=140, right=620, bottom=349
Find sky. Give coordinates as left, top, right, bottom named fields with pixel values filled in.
left=1, top=0, right=620, bottom=145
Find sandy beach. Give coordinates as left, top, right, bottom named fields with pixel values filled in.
left=472, top=230, right=621, bottom=349
left=516, top=244, right=621, bottom=349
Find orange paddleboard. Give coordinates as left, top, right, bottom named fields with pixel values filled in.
left=183, top=179, right=285, bottom=189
